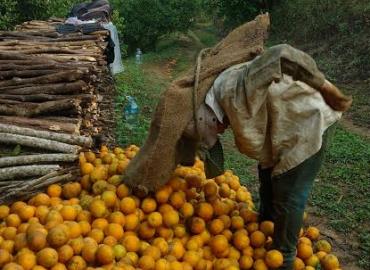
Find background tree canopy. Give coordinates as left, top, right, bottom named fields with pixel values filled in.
left=0, top=0, right=368, bottom=78
left=114, top=0, right=198, bottom=52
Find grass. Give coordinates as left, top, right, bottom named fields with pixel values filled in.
left=114, top=61, right=161, bottom=146
left=312, top=127, right=370, bottom=268
left=114, top=27, right=211, bottom=147
left=115, top=23, right=370, bottom=268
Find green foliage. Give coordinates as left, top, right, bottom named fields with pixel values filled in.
left=117, top=0, right=198, bottom=52
left=115, top=59, right=164, bottom=146
left=201, top=0, right=268, bottom=32
left=115, top=24, right=216, bottom=146
left=0, top=0, right=83, bottom=30
left=44, top=0, right=82, bottom=18
left=0, top=0, right=19, bottom=30
left=111, top=9, right=127, bottom=56
left=17, top=0, right=50, bottom=21
left=271, top=0, right=369, bottom=42
left=270, top=0, right=370, bottom=81
left=0, top=0, right=125, bottom=27
left=16, top=0, right=81, bottom=21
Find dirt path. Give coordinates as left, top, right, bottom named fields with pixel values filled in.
left=341, top=117, right=370, bottom=139
left=305, top=208, right=364, bottom=270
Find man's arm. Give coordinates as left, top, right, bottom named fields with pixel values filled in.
left=246, top=44, right=352, bottom=111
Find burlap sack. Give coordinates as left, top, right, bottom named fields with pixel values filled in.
left=123, top=14, right=271, bottom=191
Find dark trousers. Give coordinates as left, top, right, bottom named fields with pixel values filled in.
left=258, top=127, right=333, bottom=270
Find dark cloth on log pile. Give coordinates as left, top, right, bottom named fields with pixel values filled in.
left=69, top=0, right=112, bottom=22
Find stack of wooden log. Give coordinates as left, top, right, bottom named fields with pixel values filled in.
left=0, top=19, right=116, bottom=203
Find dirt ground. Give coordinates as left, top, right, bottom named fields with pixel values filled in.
left=305, top=209, right=364, bottom=270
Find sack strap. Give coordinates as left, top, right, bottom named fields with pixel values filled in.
left=193, top=48, right=211, bottom=141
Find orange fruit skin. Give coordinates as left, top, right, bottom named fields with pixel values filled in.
left=96, top=244, right=114, bottom=265
left=250, top=231, right=266, bottom=248
left=138, top=255, right=156, bottom=270
left=47, top=225, right=69, bottom=248
left=0, top=248, right=12, bottom=268
left=67, top=255, right=87, bottom=270
left=297, top=243, right=313, bottom=260
left=190, top=217, right=206, bottom=234
left=0, top=147, right=346, bottom=270
left=37, top=247, right=59, bottom=268
left=196, top=203, right=214, bottom=221
left=305, top=226, right=320, bottom=241
left=321, top=254, right=340, bottom=270
left=315, top=239, right=332, bottom=253
left=265, top=249, right=284, bottom=268
left=209, top=235, right=229, bottom=257
left=16, top=251, right=36, bottom=270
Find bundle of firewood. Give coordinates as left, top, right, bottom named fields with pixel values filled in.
left=0, top=19, right=116, bottom=203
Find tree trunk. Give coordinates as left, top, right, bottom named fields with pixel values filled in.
left=0, top=31, right=60, bottom=38
left=0, top=63, right=89, bottom=71
left=0, top=123, right=92, bottom=147
left=0, top=70, right=84, bottom=87
left=0, top=133, right=81, bottom=153
left=0, top=94, right=93, bottom=102
left=0, top=164, right=61, bottom=181
left=0, top=116, right=81, bottom=134
left=0, top=154, right=78, bottom=167
left=0, top=98, right=81, bottom=117
left=1, top=80, right=87, bottom=95
left=0, top=69, right=59, bottom=79
left=32, top=172, right=77, bottom=189
left=0, top=170, right=78, bottom=204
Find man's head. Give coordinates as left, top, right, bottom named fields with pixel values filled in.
left=183, top=103, right=227, bottom=149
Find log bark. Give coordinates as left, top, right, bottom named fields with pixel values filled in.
left=51, top=36, right=99, bottom=42
left=0, top=63, right=88, bottom=71
left=1, top=47, right=91, bottom=55
left=0, top=52, right=36, bottom=60
left=0, top=154, right=78, bottom=167
left=0, top=180, right=22, bottom=186
left=0, top=116, right=80, bottom=133
left=0, top=133, right=81, bottom=153
left=0, top=123, right=92, bottom=147
left=1, top=80, right=87, bottom=95
left=0, top=59, right=56, bottom=65
left=0, top=93, right=93, bottom=102
left=36, top=54, right=98, bottom=62
left=0, top=98, right=81, bottom=117
left=30, top=168, right=79, bottom=188
left=0, top=39, right=103, bottom=47
left=32, top=172, right=76, bottom=189
left=0, top=31, right=60, bottom=38
left=0, top=61, right=98, bottom=71
left=0, top=45, right=99, bottom=53
left=0, top=70, right=84, bottom=87
left=0, top=164, right=61, bottom=181
left=0, top=170, right=78, bottom=204
left=39, top=116, right=82, bottom=124
left=0, top=69, right=59, bottom=79
left=0, top=99, right=21, bottom=105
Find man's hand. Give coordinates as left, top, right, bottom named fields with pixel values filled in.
left=319, top=80, right=352, bottom=112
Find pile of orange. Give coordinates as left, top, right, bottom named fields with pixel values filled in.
left=0, top=145, right=341, bottom=270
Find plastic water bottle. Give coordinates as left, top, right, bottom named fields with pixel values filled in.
left=123, top=96, right=139, bottom=127
left=135, top=48, right=142, bottom=65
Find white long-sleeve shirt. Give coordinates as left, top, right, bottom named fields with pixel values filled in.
left=205, top=60, right=341, bottom=175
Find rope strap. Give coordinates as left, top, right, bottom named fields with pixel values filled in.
left=192, top=48, right=211, bottom=140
